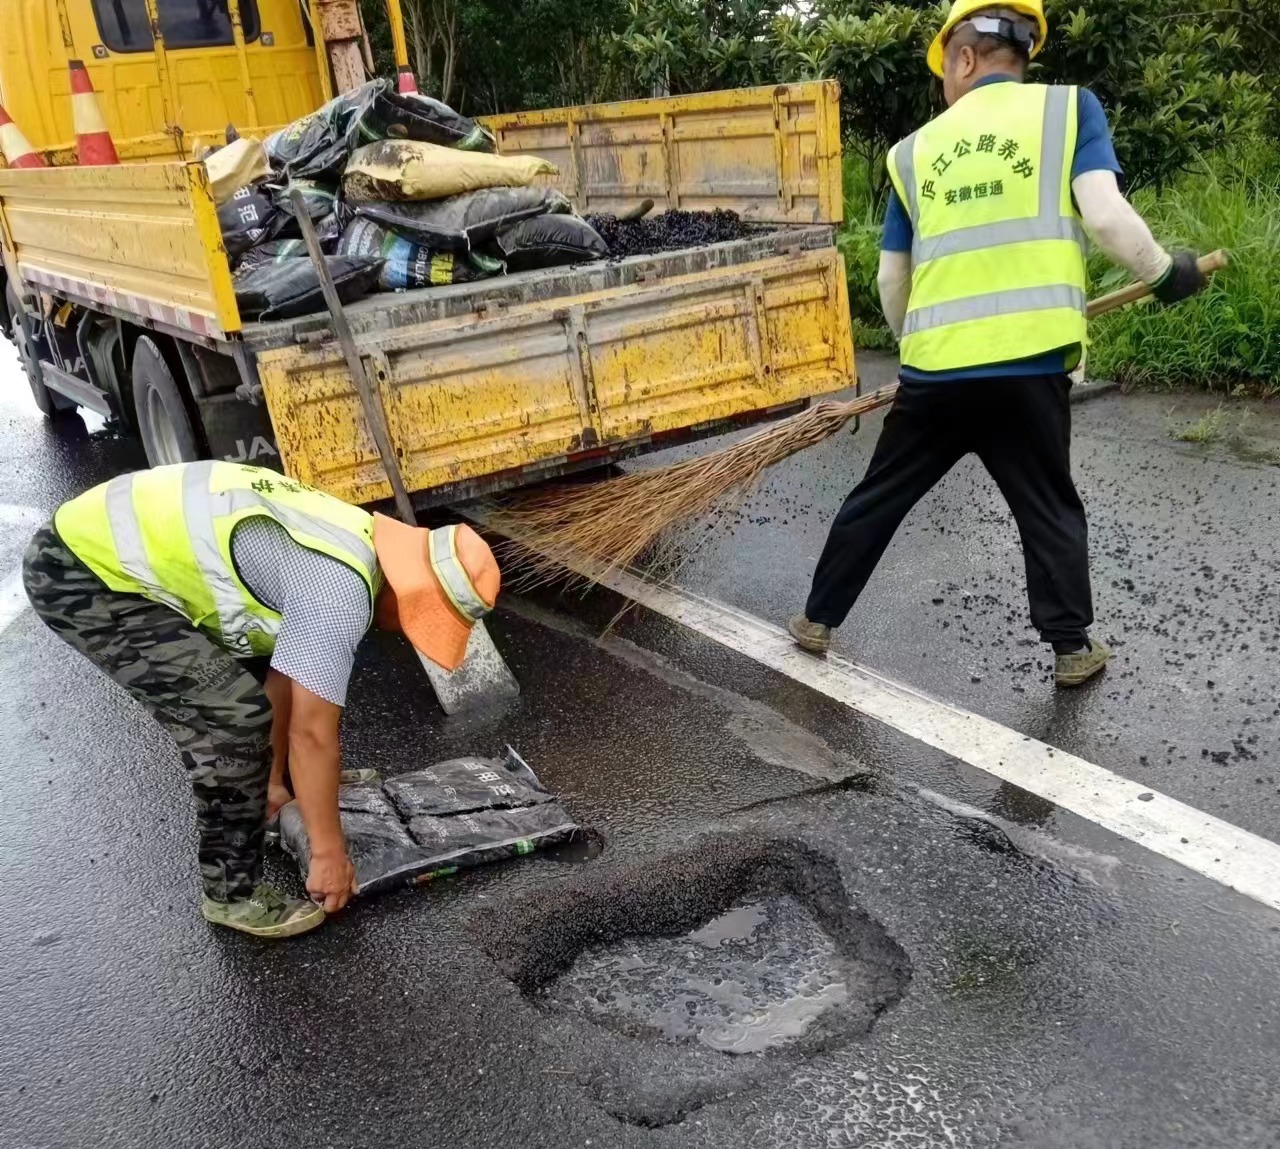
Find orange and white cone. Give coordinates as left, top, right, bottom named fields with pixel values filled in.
left=68, top=59, right=119, bottom=166
left=0, top=103, right=47, bottom=169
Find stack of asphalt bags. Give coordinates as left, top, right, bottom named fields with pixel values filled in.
left=207, top=79, right=609, bottom=321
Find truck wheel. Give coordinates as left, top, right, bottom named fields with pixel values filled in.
left=132, top=336, right=203, bottom=466
left=5, top=283, right=72, bottom=421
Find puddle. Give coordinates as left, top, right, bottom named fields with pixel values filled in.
left=539, top=894, right=859, bottom=1054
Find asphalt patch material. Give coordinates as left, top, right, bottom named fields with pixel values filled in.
left=587, top=209, right=761, bottom=259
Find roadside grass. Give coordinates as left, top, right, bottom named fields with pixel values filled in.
left=839, top=145, right=1280, bottom=392
left=1087, top=145, right=1280, bottom=393
left=1167, top=404, right=1227, bottom=443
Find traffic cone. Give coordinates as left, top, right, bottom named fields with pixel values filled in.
left=0, top=103, right=47, bottom=169
left=68, top=59, right=119, bottom=166
left=397, top=67, right=419, bottom=95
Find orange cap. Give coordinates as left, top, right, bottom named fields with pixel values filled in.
left=373, top=515, right=500, bottom=671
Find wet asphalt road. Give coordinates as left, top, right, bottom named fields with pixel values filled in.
left=2, top=352, right=1279, bottom=1148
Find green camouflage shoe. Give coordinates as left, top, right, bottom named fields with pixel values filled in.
left=1055, top=637, right=1111, bottom=687
left=788, top=614, right=832, bottom=654
left=201, top=883, right=326, bottom=939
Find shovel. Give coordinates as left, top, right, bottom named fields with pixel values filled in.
left=291, top=193, right=520, bottom=715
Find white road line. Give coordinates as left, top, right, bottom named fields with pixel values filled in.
left=0, top=505, right=44, bottom=639
left=0, top=568, right=28, bottom=637
left=587, top=566, right=1280, bottom=915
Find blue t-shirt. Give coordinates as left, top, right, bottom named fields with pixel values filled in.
left=882, top=76, right=1122, bottom=382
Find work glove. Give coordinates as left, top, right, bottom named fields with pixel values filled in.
left=1151, top=251, right=1207, bottom=305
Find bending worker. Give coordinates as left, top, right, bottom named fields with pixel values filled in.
left=23, top=461, right=500, bottom=939
left=788, top=0, right=1206, bottom=686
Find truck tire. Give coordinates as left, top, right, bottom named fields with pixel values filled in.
left=132, top=335, right=203, bottom=466
left=5, top=283, right=72, bottom=421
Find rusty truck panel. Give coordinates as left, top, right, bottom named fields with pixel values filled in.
left=257, top=246, right=854, bottom=505
left=482, top=82, right=844, bottom=227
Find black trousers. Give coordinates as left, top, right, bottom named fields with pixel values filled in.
left=805, top=373, right=1093, bottom=646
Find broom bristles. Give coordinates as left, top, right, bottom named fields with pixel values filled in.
left=489, top=385, right=899, bottom=586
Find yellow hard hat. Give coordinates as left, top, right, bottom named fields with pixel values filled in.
left=927, top=0, right=1048, bottom=78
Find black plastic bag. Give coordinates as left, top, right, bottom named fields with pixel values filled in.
left=357, top=186, right=572, bottom=253
left=278, top=750, right=581, bottom=896
left=492, top=213, right=609, bottom=271
left=269, top=178, right=353, bottom=246
left=408, top=803, right=579, bottom=855
left=273, top=176, right=339, bottom=222
left=363, top=88, right=494, bottom=154
left=218, top=182, right=285, bottom=257
left=384, top=747, right=554, bottom=818
left=337, top=217, right=502, bottom=291
left=279, top=784, right=427, bottom=896
left=265, top=80, right=492, bottom=181
left=265, top=85, right=382, bottom=181
left=235, top=238, right=308, bottom=273
left=233, top=254, right=383, bottom=321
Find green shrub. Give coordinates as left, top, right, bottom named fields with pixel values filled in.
left=1087, top=146, right=1280, bottom=389
left=836, top=153, right=897, bottom=348
left=613, top=0, right=1272, bottom=193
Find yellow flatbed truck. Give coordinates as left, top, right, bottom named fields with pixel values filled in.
left=0, top=1, right=854, bottom=508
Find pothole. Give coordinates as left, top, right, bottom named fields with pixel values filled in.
left=539, top=893, right=868, bottom=1053
left=479, top=835, right=911, bottom=1079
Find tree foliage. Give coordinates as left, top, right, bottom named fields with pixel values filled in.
left=613, top=0, right=1273, bottom=190
left=361, top=0, right=634, bottom=114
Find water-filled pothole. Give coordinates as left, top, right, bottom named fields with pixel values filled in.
left=481, top=835, right=911, bottom=1064
left=539, top=893, right=865, bottom=1053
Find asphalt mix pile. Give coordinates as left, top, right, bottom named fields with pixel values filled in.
left=586, top=208, right=761, bottom=258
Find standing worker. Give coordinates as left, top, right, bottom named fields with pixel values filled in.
left=23, top=461, right=500, bottom=938
left=788, top=0, right=1207, bottom=685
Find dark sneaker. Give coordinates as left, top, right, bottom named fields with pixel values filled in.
left=201, top=883, right=326, bottom=939
left=788, top=614, right=831, bottom=654
left=1055, top=637, right=1111, bottom=687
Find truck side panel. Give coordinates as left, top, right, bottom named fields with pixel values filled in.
left=482, top=82, right=843, bottom=226
left=0, top=160, right=240, bottom=337
left=257, top=247, right=855, bottom=506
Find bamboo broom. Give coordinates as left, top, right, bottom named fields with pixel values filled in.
left=489, top=250, right=1228, bottom=584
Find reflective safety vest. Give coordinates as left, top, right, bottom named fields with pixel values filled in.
left=887, top=82, right=1088, bottom=373
left=54, top=461, right=378, bottom=658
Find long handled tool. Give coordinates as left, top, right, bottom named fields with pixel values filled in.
left=489, top=250, right=1229, bottom=585
left=292, top=194, right=520, bottom=715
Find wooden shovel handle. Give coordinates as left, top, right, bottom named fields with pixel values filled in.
left=1086, top=249, right=1229, bottom=320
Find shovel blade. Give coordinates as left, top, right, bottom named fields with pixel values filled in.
left=418, top=619, right=520, bottom=716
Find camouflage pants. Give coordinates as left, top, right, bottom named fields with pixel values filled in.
left=23, top=524, right=272, bottom=902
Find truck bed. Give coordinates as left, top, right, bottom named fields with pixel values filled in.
left=252, top=223, right=853, bottom=506
left=239, top=224, right=835, bottom=351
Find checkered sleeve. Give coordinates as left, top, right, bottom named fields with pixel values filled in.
left=270, top=543, right=374, bottom=707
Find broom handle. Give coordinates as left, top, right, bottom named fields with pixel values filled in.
left=1085, top=249, right=1228, bottom=319
left=835, top=249, right=1228, bottom=419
